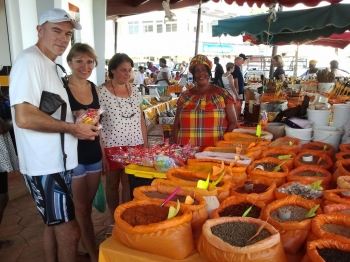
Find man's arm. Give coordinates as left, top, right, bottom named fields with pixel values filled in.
left=14, top=102, right=98, bottom=140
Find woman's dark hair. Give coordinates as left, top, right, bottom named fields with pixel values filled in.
left=159, top=58, right=166, bottom=65
left=108, top=53, right=134, bottom=79
left=67, top=43, right=98, bottom=67
left=192, top=64, right=212, bottom=82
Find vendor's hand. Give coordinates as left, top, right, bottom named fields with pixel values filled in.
left=71, top=123, right=99, bottom=140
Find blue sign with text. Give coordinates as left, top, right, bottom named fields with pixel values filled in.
left=202, top=43, right=234, bottom=54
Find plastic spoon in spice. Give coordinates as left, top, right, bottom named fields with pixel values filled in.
left=160, top=187, right=181, bottom=207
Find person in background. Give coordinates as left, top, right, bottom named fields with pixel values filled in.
left=65, top=43, right=105, bottom=262
left=10, top=8, right=98, bottom=262
left=175, top=71, right=181, bottom=81
left=232, top=56, right=245, bottom=101
left=150, top=72, right=158, bottom=84
left=179, top=61, right=188, bottom=78
left=222, top=62, right=240, bottom=119
left=0, top=117, right=18, bottom=249
left=272, top=55, right=285, bottom=81
left=148, top=61, right=158, bottom=73
left=173, top=54, right=237, bottom=148
left=300, top=60, right=318, bottom=80
left=156, top=58, right=171, bottom=86
left=213, top=57, right=224, bottom=87
left=129, top=69, right=136, bottom=85
left=168, top=58, right=174, bottom=70
left=330, top=60, right=347, bottom=77
left=99, top=53, right=148, bottom=222
left=239, top=53, right=248, bottom=66
left=134, top=66, right=146, bottom=87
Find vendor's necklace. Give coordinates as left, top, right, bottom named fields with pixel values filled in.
left=111, top=81, right=135, bottom=118
left=194, top=85, right=210, bottom=110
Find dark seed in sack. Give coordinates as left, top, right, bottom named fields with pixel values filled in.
left=145, top=192, right=199, bottom=205
left=235, top=183, right=269, bottom=194
left=121, top=204, right=171, bottom=226
left=317, top=248, right=350, bottom=262
left=254, top=162, right=280, bottom=172
left=219, top=202, right=261, bottom=218
left=296, top=171, right=326, bottom=177
left=343, top=154, right=350, bottom=159
left=321, top=224, right=350, bottom=238
left=270, top=205, right=309, bottom=223
left=211, top=222, right=271, bottom=247
left=267, top=154, right=288, bottom=159
left=344, top=165, right=350, bottom=172
left=299, top=156, right=327, bottom=165
left=309, top=146, right=324, bottom=151
left=277, top=182, right=322, bottom=200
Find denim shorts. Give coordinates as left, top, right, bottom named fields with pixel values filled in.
left=72, top=160, right=102, bottom=179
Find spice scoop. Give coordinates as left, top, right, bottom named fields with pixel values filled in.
left=160, top=187, right=181, bottom=207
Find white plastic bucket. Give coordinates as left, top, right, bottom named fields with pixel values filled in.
left=334, top=104, right=350, bottom=127
left=285, top=126, right=312, bottom=145
left=313, top=126, right=344, bottom=153
left=307, top=109, right=330, bottom=127
left=318, top=82, right=334, bottom=93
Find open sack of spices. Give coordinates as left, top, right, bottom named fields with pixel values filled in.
left=324, top=203, right=350, bottom=215
left=230, top=128, right=273, bottom=140
left=261, top=148, right=296, bottom=171
left=132, top=185, right=208, bottom=243
left=287, top=166, right=332, bottom=189
left=112, top=199, right=194, bottom=259
left=203, top=146, right=255, bottom=160
left=300, top=141, right=335, bottom=158
left=262, top=195, right=322, bottom=255
left=275, top=180, right=324, bottom=205
left=340, top=143, right=350, bottom=153
left=212, top=195, right=266, bottom=220
left=230, top=177, right=277, bottom=205
left=268, top=136, right=302, bottom=153
left=294, top=151, right=333, bottom=171
left=194, top=151, right=252, bottom=166
left=332, top=159, right=350, bottom=189
left=335, top=151, right=350, bottom=162
left=197, top=217, right=287, bottom=262
left=322, top=188, right=350, bottom=207
left=247, top=157, right=289, bottom=187
left=186, top=158, right=248, bottom=185
left=301, top=239, right=350, bottom=262
left=308, top=213, right=350, bottom=245
left=108, top=140, right=198, bottom=171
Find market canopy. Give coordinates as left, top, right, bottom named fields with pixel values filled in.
left=212, top=4, right=350, bottom=45
left=211, top=0, right=341, bottom=7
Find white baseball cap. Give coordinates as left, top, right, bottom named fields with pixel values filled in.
left=39, top=8, right=82, bottom=30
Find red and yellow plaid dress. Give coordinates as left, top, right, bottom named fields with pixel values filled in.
left=176, top=86, right=235, bottom=147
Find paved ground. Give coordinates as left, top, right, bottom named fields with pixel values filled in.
left=0, top=125, right=165, bottom=262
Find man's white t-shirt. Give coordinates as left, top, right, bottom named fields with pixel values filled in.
left=134, top=71, right=145, bottom=85
left=10, top=46, right=78, bottom=176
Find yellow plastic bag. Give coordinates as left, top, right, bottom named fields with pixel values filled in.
left=197, top=217, right=287, bottom=262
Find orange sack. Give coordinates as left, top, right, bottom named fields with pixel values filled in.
left=275, top=181, right=323, bottom=205
left=261, top=148, right=296, bottom=171
left=247, top=157, right=289, bottom=187
left=262, top=195, right=322, bottom=255
left=112, top=199, right=194, bottom=260
left=203, top=146, right=255, bottom=160
left=133, top=185, right=208, bottom=244
left=308, top=213, right=350, bottom=245
left=322, top=188, right=350, bottom=208
left=286, top=166, right=332, bottom=189
left=212, top=195, right=266, bottom=219
left=294, top=151, right=333, bottom=171
left=197, top=217, right=287, bottom=262
left=166, top=168, right=232, bottom=202
left=301, top=239, right=350, bottom=262
left=300, top=141, right=334, bottom=158
left=332, top=159, right=350, bottom=189
left=230, top=176, right=276, bottom=205
left=335, top=152, right=350, bottom=162
left=323, top=203, right=350, bottom=214
left=187, top=158, right=247, bottom=186
left=268, top=136, right=302, bottom=153
left=339, top=143, right=350, bottom=152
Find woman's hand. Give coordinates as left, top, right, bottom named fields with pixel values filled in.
left=102, top=155, right=110, bottom=176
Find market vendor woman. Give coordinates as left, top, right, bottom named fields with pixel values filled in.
left=173, top=54, right=237, bottom=148
left=272, top=55, right=285, bottom=81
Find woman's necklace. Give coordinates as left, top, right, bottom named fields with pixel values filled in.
left=110, top=81, right=133, bottom=109
left=194, top=85, right=210, bottom=110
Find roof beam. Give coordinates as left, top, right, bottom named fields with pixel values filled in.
left=131, top=0, right=150, bottom=7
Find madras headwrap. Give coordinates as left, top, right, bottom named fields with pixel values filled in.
left=189, top=54, right=213, bottom=74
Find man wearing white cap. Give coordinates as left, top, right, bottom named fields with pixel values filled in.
left=9, top=8, right=98, bottom=262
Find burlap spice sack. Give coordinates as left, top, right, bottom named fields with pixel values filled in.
left=166, top=168, right=232, bottom=203
left=286, top=166, right=332, bottom=189
left=197, top=217, right=287, bottom=262
left=261, top=148, right=296, bottom=171
left=112, top=199, right=194, bottom=259
left=300, top=141, right=335, bottom=158
left=230, top=176, right=277, bottom=205
left=307, top=213, right=350, bottom=245
left=294, top=151, right=333, bottom=171
left=133, top=185, right=208, bottom=244
left=275, top=181, right=323, bottom=205
left=262, top=195, right=323, bottom=255
left=247, top=157, right=289, bottom=187
left=332, top=159, right=350, bottom=189
left=301, top=239, right=350, bottom=262
left=187, top=158, right=248, bottom=186
left=212, top=195, right=266, bottom=219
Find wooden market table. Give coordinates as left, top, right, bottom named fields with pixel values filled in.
left=99, top=237, right=206, bottom=262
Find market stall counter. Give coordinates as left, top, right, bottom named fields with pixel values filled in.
left=99, top=237, right=206, bottom=262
